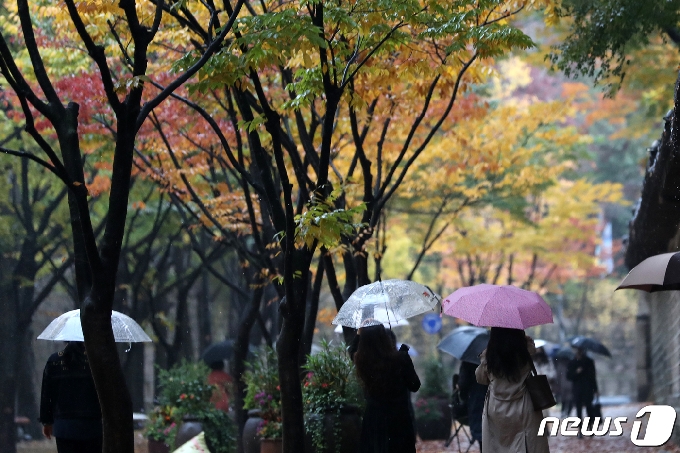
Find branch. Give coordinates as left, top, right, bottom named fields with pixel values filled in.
left=137, top=0, right=246, bottom=129
left=63, top=0, right=122, bottom=113
left=378, top=53, right=479, bottom=210
left=0, top=146, right=70, bottom=185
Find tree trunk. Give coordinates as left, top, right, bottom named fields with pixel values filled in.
left=277, top=250, right=312, bottom=453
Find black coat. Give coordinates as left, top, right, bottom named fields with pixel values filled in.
left=351, top=336, right=421, bottom=453
left=458, top=361, right=487, bottom=442
left=39, top=343, right=102, bottom=439
left=566, top=355, right=598, bottom=401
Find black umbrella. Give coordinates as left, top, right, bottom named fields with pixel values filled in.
left=553, top=346, right=574, bottom=360
left=570, top=336, right=611, bottom=357
left=437, top=326, right=489, bottom=365
left=201, top=340, right=234, bottom=364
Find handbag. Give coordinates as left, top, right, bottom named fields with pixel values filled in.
left=525, top=358, right=557, bottom=411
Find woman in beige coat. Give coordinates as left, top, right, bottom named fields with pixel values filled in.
left=475, top=327, right=550, bottom=453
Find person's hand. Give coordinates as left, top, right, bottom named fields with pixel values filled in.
left=42, top=424, right=53, bottom=440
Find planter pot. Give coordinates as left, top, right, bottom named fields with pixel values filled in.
left=147, top=438, right=171, bottom=453
left=243, top=409, right=264, bottom=453
left=260, top=438, right=283, bottom=453
left=305, top=405, right=362, bottom=453
left=416, top=398, right=451, bottom=441
left=175, top=416, right=204, bottom=448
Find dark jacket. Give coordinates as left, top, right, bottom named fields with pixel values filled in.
left=458, top=360, right=487, bottom=442
left=39, top=343, right=102, bottom=439
left=566, top=355, right=598, bottom=401
left=359, top=351, right=421, bottom=453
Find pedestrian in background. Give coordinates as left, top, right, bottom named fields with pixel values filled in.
left=566, top=347, right=598, bottom=437
left=457, top=360, right=487, bottom=451
left=353, top=323, right=421, bottom=453
left=207, top=360, right=233, bottom=412
left=39, top=341, right=102, bottom=453
left=554, top=356, right=573, bottom=416
left=475, top=327, right=550, bottom=453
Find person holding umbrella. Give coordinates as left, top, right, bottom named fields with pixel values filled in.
left=39, top=342, right=102, bottom=453
left=475, top=328, right=549, bottom=453
left=353, top=323, right=421, bottom=453
left=36, top=309, right=151, bottom=453
left=566, top=347, right=599, bottom=437
left=443, top=284, right=554, bottom=453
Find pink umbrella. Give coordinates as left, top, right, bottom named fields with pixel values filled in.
left=442, top=284, right=553, bottom=329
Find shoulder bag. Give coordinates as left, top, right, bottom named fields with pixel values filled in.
left=525, top=357, right=557, bottom=411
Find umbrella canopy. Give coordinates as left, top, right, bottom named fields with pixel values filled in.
left=201, top=340, right=234, bottom=364
left=37, top=309, right=151, bottom=343
left=331, top=279, right=440, bottom=329
left=553, top=346, right=574, bottom=360
left=616, top=252, right=680, bottom=292
left=534, top=339, right=558, bottom=353
left=333, top=315, right=409, bottom=333
left=437, top=326, right=489, bottom=365
left=442, top=284, right=553, bottom=329
left=570, top=336, right=611, bottom=357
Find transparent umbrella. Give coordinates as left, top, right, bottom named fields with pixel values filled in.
left=37, top=309, right=152, bottom=343
left=331, top=279, right=440, bottom=329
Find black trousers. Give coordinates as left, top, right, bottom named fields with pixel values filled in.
left=56, top=437, right=102, bottom=453
left=574, top=395, right=594, bottom=430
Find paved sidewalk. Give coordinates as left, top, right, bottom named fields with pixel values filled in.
left=416, top=403, right=680, bottom=453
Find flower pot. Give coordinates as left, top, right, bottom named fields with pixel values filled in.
left=305, top=404, right=362, bottom=453
left=175, top=416, right=204, bottom=448
left=416, top=398, right=451, bottom=441
left=147, top=438, right=171, bottom=453
left=260, top=438, right=283, bottom=453
left=243, top=409, right=264, bottom=453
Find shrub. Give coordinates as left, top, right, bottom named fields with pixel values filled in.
left=302, top=340, right=364, bottom=453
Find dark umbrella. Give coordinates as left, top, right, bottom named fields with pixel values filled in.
left=201, top=340, right=234, bottom=364
left=553, top=346, right=574, bottom=360
left=616, top=252, right=680, bottom=292
left=437, top=326, right=489, bottom=365
left=570, top=336, right=611, bottom=357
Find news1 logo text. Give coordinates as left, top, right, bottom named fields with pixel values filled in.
left=538, top=405, right=677, bottom=447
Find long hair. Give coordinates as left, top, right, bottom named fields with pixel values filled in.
left=485, top=327, right=530, bottom=382
left=353, top=325, right=399, bottom=394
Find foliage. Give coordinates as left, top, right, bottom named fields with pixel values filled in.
left=548, top=0, right=680, bottom=94
left=418, top=359, right=448, bottom=398
left=414, top=397, right=444, bottom=423
left=243, top=347, right=282, bottom=439
left=157, top=361, right=215, bottom=417
left=202, top=409, right=237, bottom=453
left=154, top=361, right=236, bottom=451
left=302, top=341, right=364, bottom=452
left=145, top=405, right=178, bottom=443
left=294, top=189, right=366, bottom=250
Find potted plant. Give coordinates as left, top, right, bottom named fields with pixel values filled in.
left=302, top=340, right=364, bottom=453
left=414, top=359, right=451, bottom=440
left=146, top=405, right=177, bottom=453
left=242, top=347, right=282, bottom=453
left=148, top=360, right=236, bottom=453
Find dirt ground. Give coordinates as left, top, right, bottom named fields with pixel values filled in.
left=15, top=403, right=680, bottom=453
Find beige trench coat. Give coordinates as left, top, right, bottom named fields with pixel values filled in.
left=475, top=341, right=550, bottom=453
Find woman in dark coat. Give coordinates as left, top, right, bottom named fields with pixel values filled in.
left=352, top=324, right=421, bottom=453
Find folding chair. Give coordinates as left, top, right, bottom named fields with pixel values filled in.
left=445, top=377, right=476, bottom=452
